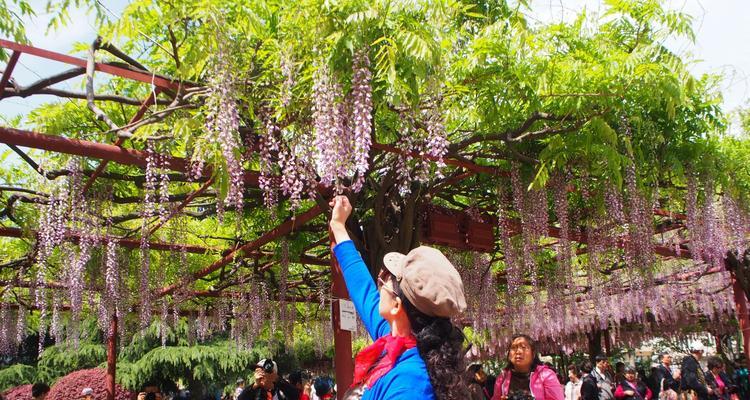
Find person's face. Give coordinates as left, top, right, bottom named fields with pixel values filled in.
left=377, top=270, right=403, bottom=320
left=597, top=360, right=608, bottom=371
left=663, top=355, right=672, bottom=366
left=509, top=337, right=534, bottom=372
left=712, top=364, right=724, bottom=374
left=625, top=371, right=636, bottom=382
left=258, top=369, right=278, bottom=390
left=694, top=351, right=703, bottom=361
left=569, top=370, right=579, bottom=382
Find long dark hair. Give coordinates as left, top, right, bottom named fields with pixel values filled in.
left=505, top=334, right=543, bottom=371
left=394, top=278, right=467, bottom=400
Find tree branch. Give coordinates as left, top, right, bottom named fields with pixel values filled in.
left=86, top=38, right=119, bottom=131
left=2, top=86, right=174, bottom=106
left=99, top=41, right=150, bottom=72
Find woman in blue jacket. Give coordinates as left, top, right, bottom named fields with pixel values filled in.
left=329, top=195, right=468, bottom=400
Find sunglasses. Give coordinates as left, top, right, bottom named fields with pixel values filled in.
left=377, top=270, right=398, bottom=297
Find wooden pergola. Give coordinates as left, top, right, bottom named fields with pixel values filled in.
left=2, top=38, right=749, bottom=400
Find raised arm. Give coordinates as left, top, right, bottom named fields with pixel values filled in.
left=329, top=196, right=390, bottom=340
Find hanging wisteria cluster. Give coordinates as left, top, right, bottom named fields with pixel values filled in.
left=200, top=40, right=244, bottom=211
left=552, top=175, right=573, bottom=298
left=0, top=302, right=30, bottom=356
left=260, top=115, right=281, bottom=208
left=723, top=194, right=749, bottom=254
left=621, top=117, right=655, bottom=273
left=0, top=301, right=12, bottom=355
left=350, top=50, right=373, bottom=192
left=496, top=185, right=522, bottom=301
left=470, top=265, right=735, bottom=355
left=229, top=280, right=268, bottom=350
left=684, top=172, right=749, bottom=267
left=456, top=252, right=497, bottom=332
left=312, top=63, right=353, bottom=190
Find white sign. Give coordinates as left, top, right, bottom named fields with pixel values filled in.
left=339, top=299, right=357, bottom=332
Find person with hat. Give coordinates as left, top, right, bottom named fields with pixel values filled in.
left=235, top=377, right=247, bottom=400
left=238, top=359, right=292, bottom=400
left=491, top=334, right=564, bottom=400
left=614, top=366, right=652, bottom=400
left=681, top=344, right=712, bottom=400
left=329, top=195, right=467, bottom=400
left=81, top=388, right=94, bottom=400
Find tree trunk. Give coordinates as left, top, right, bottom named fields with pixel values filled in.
left=357, top=175, right=426, bottom=277
left=588, top=329, right=603, bottom=362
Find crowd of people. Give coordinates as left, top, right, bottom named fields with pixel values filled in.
left=463, top=349, right=750, bottom=400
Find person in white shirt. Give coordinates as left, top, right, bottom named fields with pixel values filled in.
left=233, top=377, right=245, bottom=400
left=566, top=365, right=584, bottom=400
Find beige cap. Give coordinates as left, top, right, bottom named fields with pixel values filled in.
left=383, top=246, right=467, bottom=318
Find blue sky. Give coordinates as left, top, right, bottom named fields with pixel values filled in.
left=1, top=0, right=748, bottom=127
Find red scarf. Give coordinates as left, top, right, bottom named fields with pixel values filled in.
left=352, top=334, right=417, bottom=389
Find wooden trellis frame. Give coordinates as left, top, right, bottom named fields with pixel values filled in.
left=2, top=39, right=749, bottom=400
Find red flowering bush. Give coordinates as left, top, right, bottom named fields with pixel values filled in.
left=47, top=369, right=135, bottom=400
left=3, top=384, right=32, bottom=400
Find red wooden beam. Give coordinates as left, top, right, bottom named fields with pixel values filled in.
left=0, top=39, right=185, bottom=91
left=422, top=205, right=692, bottom=259
left=0, top=126, right=262, bottom=186
left=0, top=50, right=21, bottom=97
left=0, top=226, right=219, bottom=254
left=0, top=126, right=188, bottom=169
left=157, top=204, right=325, bottom=297
left=372, top=142, right=508, bottom=177
left=82, top=89, right=161, bottom=194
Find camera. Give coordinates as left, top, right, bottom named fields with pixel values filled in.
left=261, top=359, right=275, bottom=374
left=145, top=393, right=157, bottom=400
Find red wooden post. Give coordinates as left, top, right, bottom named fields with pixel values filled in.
left=0, top=51, right=21, bottom=97
left=106, top=315, right=118, bottom=400
left=730, top=269, right=750, bottom=361
left=329, top=231, right=354, bottom=399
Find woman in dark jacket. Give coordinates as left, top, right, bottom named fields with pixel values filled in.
left=705, top=357, right=737, bottom=400
left=614, top=366, right=652, bottom=400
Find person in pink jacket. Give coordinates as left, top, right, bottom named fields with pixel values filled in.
left=492, top=334, right=565, bottom=400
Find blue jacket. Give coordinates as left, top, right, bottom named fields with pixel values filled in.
left=333, top=240, right=435, bottom=400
